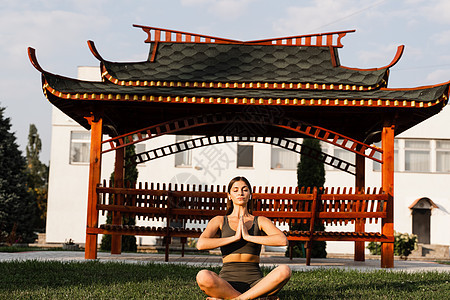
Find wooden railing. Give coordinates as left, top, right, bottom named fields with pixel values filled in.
left=89, top=183, right=392, bottom=264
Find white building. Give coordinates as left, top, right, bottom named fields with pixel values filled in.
left=45, top=65, right=450, bottom=255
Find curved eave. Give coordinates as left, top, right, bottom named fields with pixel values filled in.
left=339, top=45, right=405, bottom=72
left=41, top=71, right=449, bottom=110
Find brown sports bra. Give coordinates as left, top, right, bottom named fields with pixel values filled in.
left=219, top=216, right=262, bottom=257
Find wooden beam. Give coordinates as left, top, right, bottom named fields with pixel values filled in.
left=381, top=125, right=395, bottom=268
left=111, top=146, right=124, bottom=254
left=354, top=153, right=365, bottom=261
left=85, top=115, right=103, bottom=260
left=306, top=188, right=318, bottom=266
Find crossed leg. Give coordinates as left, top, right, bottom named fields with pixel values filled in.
left=196, top=265, right=291, bottom=299
left=238, top=264, right=291, bottom=299
left=196, top=269, right=241, bottom=299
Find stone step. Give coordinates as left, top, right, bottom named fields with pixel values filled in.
left=409, top=244, right=449, bottom=259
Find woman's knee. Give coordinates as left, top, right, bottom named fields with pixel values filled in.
left=196, top=269, right=217, bottom=288
left=276, top=264, right=292, bottom=281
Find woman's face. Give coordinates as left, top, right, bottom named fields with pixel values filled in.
left=228, top=180, right=251, bottom=206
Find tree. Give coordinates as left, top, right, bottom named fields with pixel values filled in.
left=100, top=139, right=138, bottom=252
left=287, top=138, right=327, bottom=258
left=297, top=138, right=326, bottom=189
left=25, top=124, right=49, bottom=232
left=0, top=106, right=36, bottom=244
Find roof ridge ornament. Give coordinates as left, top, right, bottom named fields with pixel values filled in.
left=245, top=29, right=355, bottom=48
left=27, top=47, right=46, bottom=73
left=133, top=24, right=355, bottom=48
left=87, top=40, right=105, bottom=62
left=133, top=24, right=243, bottom=44
left=340, top=45, right=405, bottom=72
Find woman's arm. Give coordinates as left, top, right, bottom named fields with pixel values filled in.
left=196, top=216, right=242, bottom=250
left=242, top=216, right=288, bottom=246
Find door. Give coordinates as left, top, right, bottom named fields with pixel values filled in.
left=412, top=209, right=431, bottom=244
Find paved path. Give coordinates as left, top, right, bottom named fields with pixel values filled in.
left=1, top=251, right=449, bottom=272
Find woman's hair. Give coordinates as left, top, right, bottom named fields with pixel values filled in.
left=226, top=176, right=253, bottom=215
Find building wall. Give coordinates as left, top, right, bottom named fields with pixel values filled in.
left=45, top=66, right=450, bottom=253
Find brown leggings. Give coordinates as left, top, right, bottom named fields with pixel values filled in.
left=219, top=262, right=263, bottom=294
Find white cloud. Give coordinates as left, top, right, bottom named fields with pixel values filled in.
left=425, top=69, right=450, bottom=84
left=424, top=0, right=450, bottom=24
left=0, top=9, right=110, bottom=68
left=272, top=0, right=384, bottom=35
left=181, top=0, right=255, bottom=20
left=181, top=0, right=210, bottom=5
left=431, top=30, right=450, bottom=46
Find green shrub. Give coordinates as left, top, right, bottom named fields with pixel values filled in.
left=286, top=222, right=327, bottom=258
left=367, top=231, right=417, bottom=259
left=100, top=214, right=137, bottom=252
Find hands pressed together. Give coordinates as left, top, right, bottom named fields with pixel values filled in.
left=234, top=217, right=250, bottom=242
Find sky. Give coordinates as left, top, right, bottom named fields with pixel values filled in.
left=1, top=0, right=450, bottom=163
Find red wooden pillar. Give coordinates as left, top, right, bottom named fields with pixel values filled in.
left=381, top=125, right=395, bottom=268
left=85, top=115, right=103, bottom=259
left=354, top=153, right=365, bottom=261
left=111, top=146, right=124, bottom=254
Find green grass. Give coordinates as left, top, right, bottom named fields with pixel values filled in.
left=0, top=246, right=79, bottom=252
left=0, top=260, right=448, bottom=299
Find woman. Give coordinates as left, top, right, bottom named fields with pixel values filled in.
left=196, top=176, right=291, bottom=299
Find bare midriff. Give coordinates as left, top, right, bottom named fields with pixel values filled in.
left=222, top=253, right=260, bottom=263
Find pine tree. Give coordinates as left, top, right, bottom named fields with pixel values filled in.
left=25, top=124, right=49, bottom=231
left=0, top=106, right=36, bottom=244
left=297, top=138, right=326, bottom=189
left=287, top=138, right=327, bottom=258
left=100, top=139, right=138, bottom=252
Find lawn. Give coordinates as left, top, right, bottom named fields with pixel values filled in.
left=0, top=246, right=68, bottom=252
left=0, top=260, right=448, bottom=299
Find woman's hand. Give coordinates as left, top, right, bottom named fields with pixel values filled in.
left=241, top=217, right=250, bottom=240
left=238, top=216, right=289, bottom=247
left=234, top=217, right=243, bottom=241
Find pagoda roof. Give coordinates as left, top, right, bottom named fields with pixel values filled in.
left=100, top=43, right=390, bottom=88
left=43, top=70, right=447, bottom=102
left=29, top=26, right=450, bottom=143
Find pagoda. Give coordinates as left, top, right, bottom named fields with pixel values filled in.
left=29, top=25, right=450, bottom=268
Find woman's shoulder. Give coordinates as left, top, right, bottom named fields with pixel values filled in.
left=208, top=215, right=225, bottom=226
left=255, top=215, right=275, bottom=227
left=255, top=215, right=271, bottom=223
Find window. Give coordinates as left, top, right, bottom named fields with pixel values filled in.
left=175, top=135, right=192, bottom=167
left=271, top=139, right=299, bottom=169
left=334, top=146, right=355, bottom=165
left=70, top=131, right=90, bottom=163
left=135, top=143, right=146, bottom=167
left=405, top=140, right=430, bottom=172
left=436, top=140, right=450, bottom=172
left=271, top=146, right=298, bottom=169
left=135, top=143, right=146, bottom=154
left=372, top=138, right=450, bottom=173
left=237, top=143, right=253, bottom=167
left=372, top=140, right=399, bottom=172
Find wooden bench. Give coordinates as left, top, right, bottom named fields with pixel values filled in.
left=89, top=182, right=393, bottom=265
